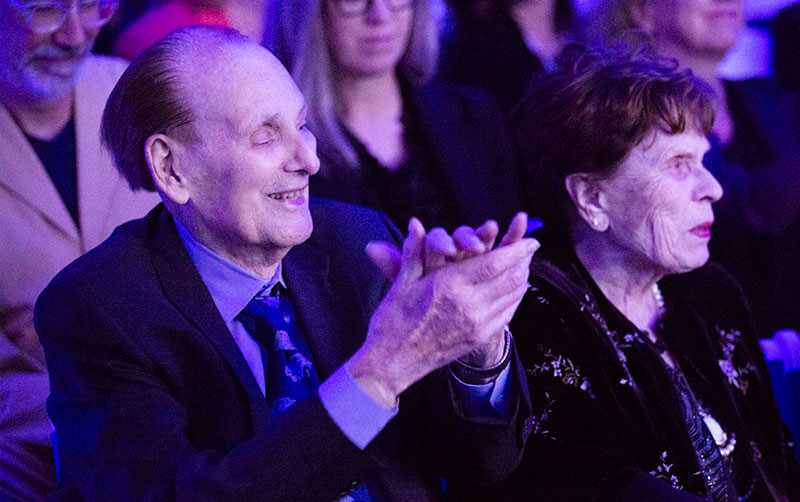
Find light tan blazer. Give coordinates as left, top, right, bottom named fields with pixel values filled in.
left=0, top=54, right=158, bottom=499
left=0, top=55, right=159, bottom=313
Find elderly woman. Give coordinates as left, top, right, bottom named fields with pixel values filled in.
left=266, top=0, right=521, bottom=231
left=597, top=0, right=800, bottom=340
left=449, top=47, right=800, bottom=501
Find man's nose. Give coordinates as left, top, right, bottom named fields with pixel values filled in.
left=288, top=133, right=320, bottom=176
left=54, top=5, right=89, bottom=48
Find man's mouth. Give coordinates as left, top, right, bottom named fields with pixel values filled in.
left=267, top=186, right=306, bottom=201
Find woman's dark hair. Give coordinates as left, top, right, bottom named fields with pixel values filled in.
left=513, top=44, right=716, bottom=244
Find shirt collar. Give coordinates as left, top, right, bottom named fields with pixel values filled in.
left=173, top=215, right=286, bottom=324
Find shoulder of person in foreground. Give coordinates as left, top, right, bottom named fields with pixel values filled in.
left=307, top=197, right=403, bottom=249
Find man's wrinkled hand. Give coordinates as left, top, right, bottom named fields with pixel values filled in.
left=348, top=214, right=539, bottom=408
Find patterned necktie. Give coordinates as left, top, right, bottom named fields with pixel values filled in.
left=238, top=285, right=318, bottom=417
left=240, top=286, right=372, bottom=502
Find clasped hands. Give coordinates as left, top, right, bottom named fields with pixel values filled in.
left=346, top=213, right=539, bottom=408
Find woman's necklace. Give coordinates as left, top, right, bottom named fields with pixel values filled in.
left=652, top=283, right=738, bottom=459
left=652, top=282, right=666, bottom=319
left=698, top=408, right=737, bottom=458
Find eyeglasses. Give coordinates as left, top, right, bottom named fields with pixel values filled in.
left=7, top=0, right=118, bottom=34
left=328, top=0, right=415, bottom=17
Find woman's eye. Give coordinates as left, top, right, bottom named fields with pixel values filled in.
left=671, top=157, right=691, bottom=174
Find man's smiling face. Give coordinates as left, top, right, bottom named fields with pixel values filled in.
left=175, top=45, right=321, bottom=261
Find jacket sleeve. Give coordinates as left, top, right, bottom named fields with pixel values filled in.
left=36, top=277, right=378, bottom=501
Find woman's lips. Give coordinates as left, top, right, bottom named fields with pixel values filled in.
left=360, top=35, right=396, bottom=51
left=690, top=222, right=713, bottom=239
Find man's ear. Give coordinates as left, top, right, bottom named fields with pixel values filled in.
left=145, top=133, right=190, bottom=205
left=565, top=173, right=608, bottom=231
left=629, top=0, right=655, bottom=34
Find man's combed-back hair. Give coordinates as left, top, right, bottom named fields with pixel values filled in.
left=101, top=25, right=249, bottom=191
left=513, top=44, right=716, bottom=240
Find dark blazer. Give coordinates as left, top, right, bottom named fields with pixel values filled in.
left=439, top=9, right=545, bottom=115
left=451, top=246, right=799, bottom=500
left=312, top=80, right=524, bottom=232
left=35, top=199, right=530, bottom=501
left=772, top=3, right=800, bottom=93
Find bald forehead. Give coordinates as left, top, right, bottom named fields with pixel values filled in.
left=177, top=39, right=288, bottom=97
left=170, top=36, right=304, bottom=139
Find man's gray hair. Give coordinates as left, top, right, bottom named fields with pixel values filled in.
left=101, top=25, right=250, bottom=191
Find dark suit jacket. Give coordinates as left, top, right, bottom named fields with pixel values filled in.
left=312, top=80, right=524, bottom=232
left=439, top=9, right=545, bottom=115
left=772, top=3, right=800, bottom=93
left=35, top=199, right=530, bottom=501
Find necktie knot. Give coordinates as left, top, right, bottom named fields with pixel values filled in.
left=237, top=285, right=317, bottom=416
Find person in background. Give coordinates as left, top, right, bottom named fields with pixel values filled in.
left=449, top=45, right=800, bottom=501
left=772, top=1, right=800, bottom=95
left=267, top=0, right=522, bottom=232
left=598, top=0, right=800, bottom=337
left=111, top=0, right=268, bottom=60
left=35, top=25, right=537, bottom=500
left=0, top=0, right=157, bottom=498
left=439, top=0, right=578, bottom=113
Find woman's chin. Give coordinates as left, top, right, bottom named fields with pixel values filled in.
left=668, top=251, right=711, bottom=275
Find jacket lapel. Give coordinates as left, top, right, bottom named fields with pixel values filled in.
left=146, top=207, right=270, bottom=431
left=284, top=241, right=368, bottom=381
left=408, top=83, right=496, bottom=227
left=0, top=103, right=79, bottom=243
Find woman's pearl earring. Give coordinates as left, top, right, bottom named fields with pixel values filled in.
left=592, top=216, right=599, bottom=227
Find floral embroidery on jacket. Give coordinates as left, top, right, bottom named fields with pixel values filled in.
left=576, top=292, right=640, bottom=388
left=716, top=327, right=757, bottom=394
left=528, top=348, right=595, bottom=398
left=649, top=451, right=685, bottom=491
left=524, top=392, right=556, bottom=439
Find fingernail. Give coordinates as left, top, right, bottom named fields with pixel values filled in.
left=408, top=217, right=424, bottom=235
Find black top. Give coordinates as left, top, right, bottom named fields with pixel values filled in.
left=343, top=100, right=461, bottom=230
left=313, top=79, right=523, bottom=232
left=772, top=3, right=800, bottom=93
left=25, top=117, right=79, bottom=228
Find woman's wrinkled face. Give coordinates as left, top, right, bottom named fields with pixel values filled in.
left=324, top=0, right=414, bottom=78
left=598, top=129, right=723, bottom=275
